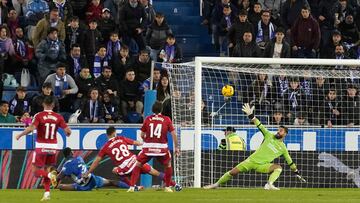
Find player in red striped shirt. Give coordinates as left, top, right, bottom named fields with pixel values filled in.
left=129, top=101, right=180, bottom=192
left=16, top=96, right=71, bottom=201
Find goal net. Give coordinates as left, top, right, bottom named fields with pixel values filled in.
left=169, top=57, right=360, bottom=188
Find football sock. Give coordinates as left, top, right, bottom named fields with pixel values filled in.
left=43, top=178, right=51, bottom=192
left=217, top=171, right=232, bottom=185
left=159, top=172, right=176, bottom=186
left=164, top=166, right=173, bottom=187
left=268, top=168, right=282, bottom=184
left=130, top=166, right=141, bottom=186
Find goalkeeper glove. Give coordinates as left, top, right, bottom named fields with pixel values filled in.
left=293, top=170, right=306, bottom=183
left=242, top=103, right=255, bottom=120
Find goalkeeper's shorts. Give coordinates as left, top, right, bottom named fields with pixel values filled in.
left=235, top=159, right=272, bottom=174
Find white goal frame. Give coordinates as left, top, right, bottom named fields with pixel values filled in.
left=193, top=57, right=360, bottom=188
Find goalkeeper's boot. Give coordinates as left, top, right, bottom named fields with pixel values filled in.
left=264, top=183, right=280, bottom=190
left=48, top=170, right=58, bottom=188
left=203, top=183, right=219, bottom=189
left=127, top=186, right=135, bottom=193
left=40, top=192, right=50, bottom=201
left=164, top=187, right=173, bottom=193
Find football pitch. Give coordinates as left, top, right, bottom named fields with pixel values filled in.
left=1, top=188, right=360, bottom=203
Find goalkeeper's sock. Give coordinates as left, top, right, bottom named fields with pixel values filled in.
left=216, top=171, right=232, bottom=185
left=268, top=168, right=282, bottom=184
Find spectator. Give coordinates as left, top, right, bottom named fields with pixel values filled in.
left=281, top=0, right=309, bottom=31
left=25, top=0, right=49, bottom=30
left=248, top=2, right=261, bottom=25
left=270, top=108, right=287, bottom=125
left=48, top=0, right=73, bottom=23
left=112, top=45, right=131, bottom=81
left=232, top=31, right=261, bottom=57
left=349, top=41, right=360, bottom=59
left=132, top=49, right=151, bottom=83
left=0, top=25, right=16, bottom=75
left=158, top=34, right=183, bottom=63
left=234, top=0, right=251, bottom=13
left=86, top=0, right=103, bottom=24
left=338, top=14, right=359, bottom=46
left=68, top=0, right=87, bottom=20
left=32, top=8, right=65, bottom=47
left=0, top=0, right=10, bottom=24
left=79, top=87, right=105, bottom=123
left=31, top=81, right=60, bottom=115
left=13, top=0, right=28, bottom=19
left=102, top=92, right=121, bottom=123
left=74, top=67, right=95, bottom=110
left=20, top=111, right=32, bottom=126
left=318, top=0, right=342, bottom=56
left=146, top=12, right=172, bottom=61
left=320, top=89, right=342, bottom=127
left=156, top=73, right=171, bottom=117
left=339, top=0, right=354, bottom=22
left=342, top=84, right=360, bottom=126
left=139, top=0, right=156, bottom=32
left=119, top=0, right=147, bottom=50
left=321, top=30, right=344, bottom=58
left=82, top=19, right=103, bottom=68
left=218, top=126, right=246, bottom=150
left=35, top=27, right=66, bottom=83
left=263, top=27, right=290, bottom=58
left=272, top=75, right=289, bottom=102
left=228, top=9, right=254, bottom=55
left=13, top=27, right=34, bottom=70
left=311, top=76, right=328, bottom=125
left=257, top=0, right=282, bottom=26
left=218, top=5, right=236, bottom=56
left=291, top=5, right=321, bottom=58
left=98, top=8, right=116, bottom=43
left=211, top=0, right=238, bottom=50
left=66, top=43, right=87, bottom=78
left=334, top=44, right=349, bottom=61
left=140, top=67, right=161, bottom=92
left=106, top=32, right=122, bottom=68
left=64, top=16, right=85, bottom=52
left=255, top=9, right=275, bottom=51
left=94, top=66, right=119, bottom=97
left=246, top=73, right=272, bottom=115
left=293, top=111, right=310, bottom=125
left=9, top=86, right=31, bottom=119
left=0, top=100, right=17, bottom=123
left=283, top=77, right=306, bottom=124
left=92, top=45, right=109, bottom=78
left=7, top=9, right=26, bottom=39
left=119, top=69, right=143, bottom=121
left=44, top=63, right=78, bottom=113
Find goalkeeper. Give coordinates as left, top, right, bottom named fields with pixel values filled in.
left=204, top=103, right=306, bottom=190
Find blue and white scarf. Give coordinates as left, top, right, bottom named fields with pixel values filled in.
left=55, top=1, right=66, bottom=20
left=289, top=90, right=299, bottom=109
left=165, top=45, right=175, bottom=62
left=93, top=54, right=109, bottom=78
left=10, top=98, right=29, bottom=114
left=225, top=15, right=232, bottom=28
left=278, top=78, right=288, bottom=97
left=106, top=40, right=121, bottom=60
left=0, top=39, right=6, bottom=54
left=54, top=74, right=68, bottom=98
left=72, top=56, right=81, bottom=76
left=16, top=39, right=26, bottom=57
left=255, top=21, right=275, bottom=43
left=89, top=100, right=98, bottom=120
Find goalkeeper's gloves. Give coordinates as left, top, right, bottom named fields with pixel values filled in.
left=242, top=103, right=255, bottom=120
left=293, top=169, right=306, bottom=183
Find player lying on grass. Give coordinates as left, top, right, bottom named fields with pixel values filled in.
left=204, top=103, right=306, bottom=190
left=56, top=147, right=137, bottom=191
left=84, top=126, right=179, bottom=190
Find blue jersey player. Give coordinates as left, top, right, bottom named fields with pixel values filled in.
left=56, top=147, right=132, bottom=191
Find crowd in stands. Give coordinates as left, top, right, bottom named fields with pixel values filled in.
left=0, top=0, right=183, bottom=124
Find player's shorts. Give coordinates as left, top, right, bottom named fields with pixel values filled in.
left=235, top=159, right=272, bottom=174
left=32, top=148, right=57, bottom=167
left=73, top=175, right=105, bottom=191
left=136, top=149, right=171, bottom=165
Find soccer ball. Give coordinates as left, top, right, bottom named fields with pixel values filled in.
left=174, top=184, right=182, bottom=192
left=221, top=85, right=234, bottom=97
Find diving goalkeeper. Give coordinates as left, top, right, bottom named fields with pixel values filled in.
left=204, top=103, right=306, bottom=190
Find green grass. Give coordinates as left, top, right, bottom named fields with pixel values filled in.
left=1, top=188, right=360, bottom=203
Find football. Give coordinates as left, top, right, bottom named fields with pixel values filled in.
left=221, top=85, right=235, bottom=97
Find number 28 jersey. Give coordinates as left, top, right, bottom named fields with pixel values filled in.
left=98, top=136, right=136, bottom=173
left=33, top=110, right=67, bottom=149
left=140, top=114, right=175, bottom=155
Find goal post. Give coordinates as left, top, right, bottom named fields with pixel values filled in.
left=170, top=57, right=360, bottom=188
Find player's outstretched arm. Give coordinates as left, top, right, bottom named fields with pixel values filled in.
left=242, top=103, right=271, bottom=138
left=133, top=141, right=143, bottom=146
left=64, top=127, right=71, bottom=137
left=284, top=150, right=306, bottom=183
left=15, top=124, right=35, bottom=140
left=84, top=156, right=102, bottom=177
